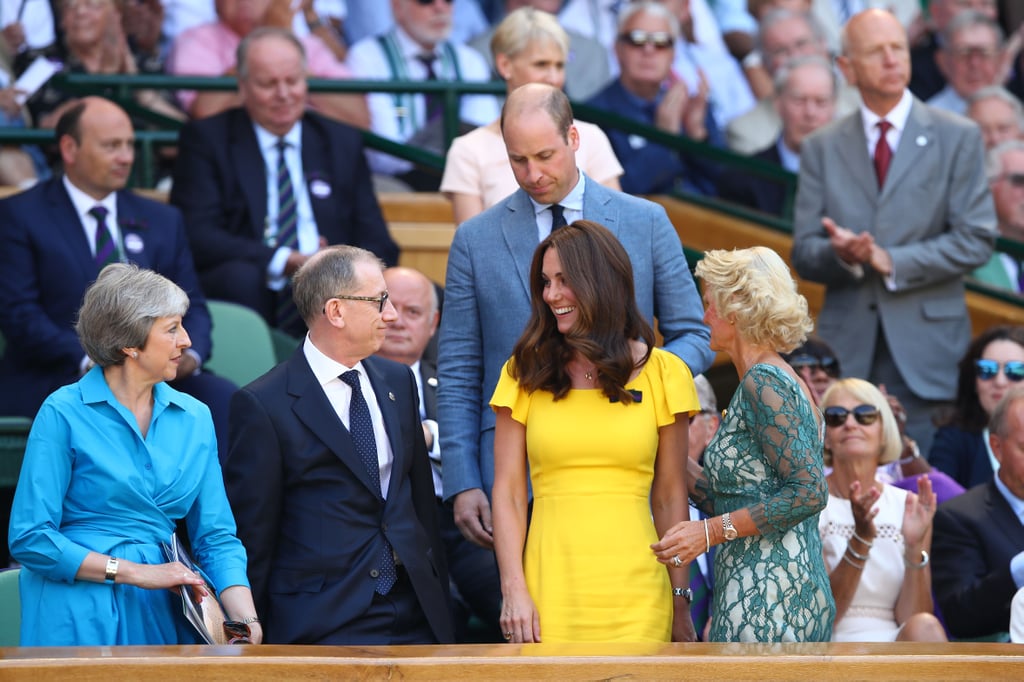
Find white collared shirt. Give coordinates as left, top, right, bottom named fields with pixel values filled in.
left=858, top=88, right=913, bottom=159
left=303, top=335, right=395, bottom=498
left=63, top=175, right=119, bottom=259
left=529, top=170, right=587, bottom=241
left=410, top=359, right=443, bottom=498
left=254, top=121, right=320, bottom=290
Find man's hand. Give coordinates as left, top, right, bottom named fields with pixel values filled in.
left=453, top=488, right=494, bottom=549
left=868, top=243, right=893, bottom=277
left=175, top=351, right=199, bottom=380
left=822, top=217, right=874, bottom=265
left=1, top=22, right=25, bottom=53
left=681, top=69, right=710, bottom=141
left=654, top=79, right=689, bottom=135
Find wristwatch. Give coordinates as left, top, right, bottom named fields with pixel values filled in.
left=105, top=556, right=119, bottom=583
left=672, top=586, right=693, bottom=603
left=722, top=512, right=738, bottom=541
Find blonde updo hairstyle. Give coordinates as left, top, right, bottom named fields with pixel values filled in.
left=490, top=7, right=569, bottom=64
left=820, top=378, right=903, bottom=466
left=695, top=246, right=813, bottom=353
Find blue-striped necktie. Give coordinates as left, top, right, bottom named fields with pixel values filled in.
left=274, top=139, right=302, bottom=332
left=340, top=370, right=397, bottom=595
left=90, top=206, right=118, bottom=268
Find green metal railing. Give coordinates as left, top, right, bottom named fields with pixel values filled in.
left=2, top=72, right=1020, bottom=307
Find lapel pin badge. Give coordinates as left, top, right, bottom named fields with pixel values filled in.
left=915, top=135, right=927, bottom=147
left=427, top=377, right=438, bottom=387
left=388, top=392, right=396, bottom=401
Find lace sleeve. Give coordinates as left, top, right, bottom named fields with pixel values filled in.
left=743, top=367, right=829, bottom=535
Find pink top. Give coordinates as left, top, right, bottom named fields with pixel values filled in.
left=168, top=21, right=351, bottom=112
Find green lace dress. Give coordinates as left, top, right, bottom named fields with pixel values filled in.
left=695, top=363, right=835, bottom=642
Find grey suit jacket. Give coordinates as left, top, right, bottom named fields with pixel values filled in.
left=437, top=176, right=712, bottom=502
left=791, top=97, right=996, bottom=400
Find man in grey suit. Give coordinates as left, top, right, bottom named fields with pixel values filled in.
left=791, top=9, right=996, bottom=454
left=438, top=82, right=713, bottom=549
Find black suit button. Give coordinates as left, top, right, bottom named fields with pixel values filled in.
left=868, top=303, right=877, bottom=311
left=370, top=569, right=379, bottom=578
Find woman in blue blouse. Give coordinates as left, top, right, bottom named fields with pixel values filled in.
left=9, top=264, right=261, bottom=646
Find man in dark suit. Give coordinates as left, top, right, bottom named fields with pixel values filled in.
left=0, top=96, right=235, bottom=446
left=376, top=266, right=503, bottom=642
left=791, top=9, right=996, bottom=455
left=170, top=27, right=398, bottom=335
left=933, top=384, right=1024, bottom=640
left=223, top=246, right=453, bottom=645
left=718, top=55, right=837, bottom=218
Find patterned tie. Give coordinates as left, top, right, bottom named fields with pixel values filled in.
left=550, top=204, right=568, bottom=231
left=274, top=139, right=303, bottom=333
left=416, top=53, right=443, bottom=124
left=90, top=206, right=118, bottom=268
left=689, top=553, right=712, bottom=639
left=873, top=120, right=893, bottom=189
left=339, top=370, right=398, bottom=595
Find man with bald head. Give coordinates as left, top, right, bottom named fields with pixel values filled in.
left=0, top=96, right=235, bottom=457
left=792, top=9, right=996, bottom=454
left=438, top=83, right=712, bottom=567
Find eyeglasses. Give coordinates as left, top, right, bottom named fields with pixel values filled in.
left=619, top=30, right=674, bottom=50
left=996, top=173, right=1024, bottom=189
left=413, top=0, right=453, bottom=5
left=948, top=46, right=999, bottom=61
left=975, top=359, right=1024, bottom=382
left=787, top=354, right=840, bottom=378
left=329, top=291, right=390, bottom=313
left=823, top=404, right=881, bottom=428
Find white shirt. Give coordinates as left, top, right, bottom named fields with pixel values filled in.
left=858, top=88, right=913, bottom=160
left=410, top=359, right=443, bottom=498
left=529, top=170, right=586, bottom=241
left=253, top=121, right=320, bottom=290
left=304, top=335, right=395, bottom=498
left=0, top=0, right=55, bottom=51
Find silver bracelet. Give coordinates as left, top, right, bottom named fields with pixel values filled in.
left=851, top=530, right=874, bottom=548
left=841, top=553, right=865, bottom=570
left=703, top=518, right=710, bottom=554
left=241, top=616, right=261, bottom=625
left=846, top=544, right=870, bottom=562
left=904, top=549, right=930, bottom=569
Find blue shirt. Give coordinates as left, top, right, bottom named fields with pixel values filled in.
left=586, top=78, right=722, bottom=196
left=9, top=366, right=250, bottom=645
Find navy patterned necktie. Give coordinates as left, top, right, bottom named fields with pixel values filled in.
left=275, top=139, right=298, bottom=250
left=550, top=203, right=567, bottom=230
left=90, top=206, right=117, bottom=267
left=339, top=370, right=397, bottom=594
left=416, top=53, right=443, bottom=124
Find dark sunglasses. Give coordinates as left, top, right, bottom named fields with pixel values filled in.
left=975, top=359, right=1024, bottom=382
left=413, top=0, right=453, bottom=4
left=619, top=30, right=674, bottom=50
left=222, top=620, right=252, bottom=645
left=997, top=173, right=1024, bottom=188
left=787, top=354, right=840, bottom=378
left=823, top=404, right=881, bottom=428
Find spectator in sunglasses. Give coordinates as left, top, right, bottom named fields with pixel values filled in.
left=587, top=1, right=723, bottom=196
left=817, top=378, right=947, bottom=642
left=972, top=140, right=1024, bottom=294
left=782, top=336, right=841, bottom=405
left=930, top=324, right=1024, bottom=488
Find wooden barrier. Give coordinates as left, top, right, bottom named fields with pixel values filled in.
left=1, top=642, right=1022, bottom=680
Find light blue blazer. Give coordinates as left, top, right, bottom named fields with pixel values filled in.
left=437, top=176, right=713, bottom=502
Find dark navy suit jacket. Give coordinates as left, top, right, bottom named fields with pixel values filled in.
left=716, top=142, right=788, bottom=218
left=223, top=351, right=453, bottom=645
left=928, top=425, right=994, bottom=490
left=170, top=108, right=399, bottom=317
left=0, top=178, right=213, bottom=416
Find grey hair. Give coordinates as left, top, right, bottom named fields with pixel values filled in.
left=617, top=1, right=680, bottom=40
left=75, top=263, right=189, bottom=368
left=941, top=10, right=1004, bottom=49
left=989, top=384, right=1024, bottom=437
left=237, top=27, right=308, bottom=80
left=759, top=9, right=824, bottom=56
left=985, top=139, right=1024, bottom=182
left=490, top=7, right=569, bottom=61
left=773, top=54, right=837, bottom=98
left=968, top=85, right=1024, bottom=136
left=292, top=245, right=384, bottom=324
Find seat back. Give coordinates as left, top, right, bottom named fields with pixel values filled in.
left=0, top=568, right=20, bottom=646
left=0, top=416, right=31, bottom=490
left=205, top=300, right=278, bottom=387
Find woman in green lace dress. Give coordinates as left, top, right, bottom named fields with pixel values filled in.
left=653, top=247, right=835, bottom=642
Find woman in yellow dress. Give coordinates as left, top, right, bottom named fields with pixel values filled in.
left=490, top=220, right=700, bottom=643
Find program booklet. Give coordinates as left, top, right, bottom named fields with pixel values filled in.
left=161, top=532, right=228, bottom=645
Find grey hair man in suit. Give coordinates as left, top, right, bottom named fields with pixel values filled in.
left=438, top=82, right=713, bottom=549
left=791, top=8, right=996, bottom=455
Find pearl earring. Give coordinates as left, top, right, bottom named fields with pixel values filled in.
left=132, top=352, right=138, bottom=359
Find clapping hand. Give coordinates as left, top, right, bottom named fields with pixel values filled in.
left=901, top=474, right=936, bottom=549
left=848, top=479, right=880, bottom=543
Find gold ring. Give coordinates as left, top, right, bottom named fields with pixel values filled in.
left=503, top=631, right=512, bottom=640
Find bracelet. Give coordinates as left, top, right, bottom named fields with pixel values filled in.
left=841, top=553, right=865, bottom=570
left=104, top=556, right=119, bottom=584
left=846, top=544, right=870, bottom=562
left=672, top=586, right=693, bottom=603
left=241, top=616, right=260, bottom=625
left=851, top=530, right=874, bottom=548
left=904, top=549, right=930, bottom=569
left=702, top=518, right=710, bottom=554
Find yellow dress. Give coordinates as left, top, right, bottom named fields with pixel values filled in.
left=490, top=348, right=699, bottom=642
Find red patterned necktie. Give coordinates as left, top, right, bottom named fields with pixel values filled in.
left=874, top=119, right=893, bottom=189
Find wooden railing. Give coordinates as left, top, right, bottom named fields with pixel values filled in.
left=1, top=642, right=1021, bottom=680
